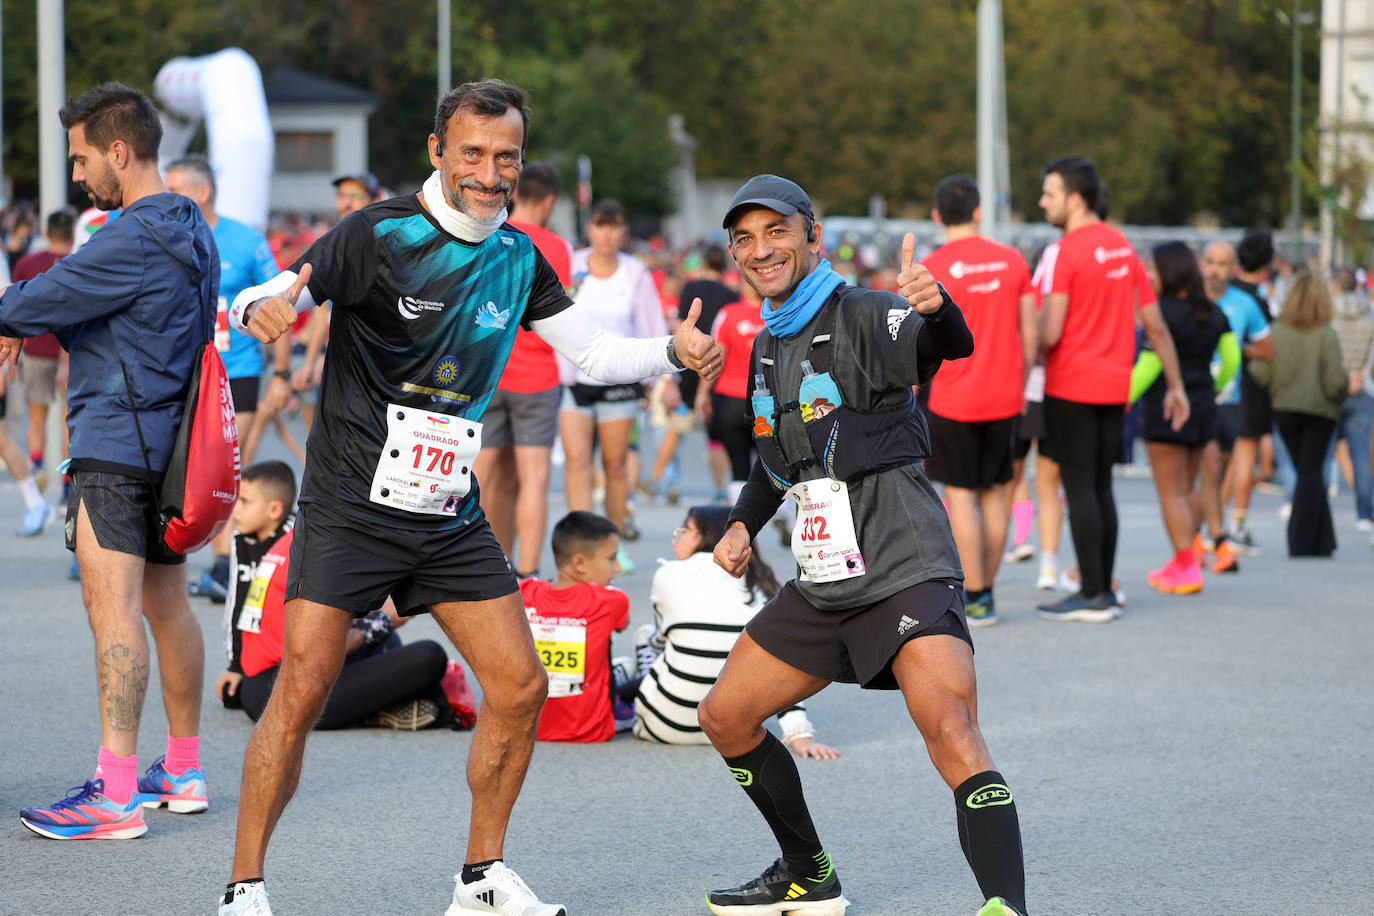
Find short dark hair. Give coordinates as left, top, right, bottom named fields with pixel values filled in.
left=433, top=79, right=530, bottom=158
left=165, top=156, right=217, bottom=201
left=1044, top=155, right=1101, bottom=214
left=703, top=245, right=727, bottom=272
left=46, top=210, right=75, bottom=243
left=516, top=162, right=560, bottom=204
left=1335, top=266, right=1358, bottom=293
left=59, top=82, right=162, bottom=162
left=1236, top=230, right=1274, bottom=273
left=591, top=198, right=625, bottom=224
left=934, top=174, right=979, bottom=226
left=1094, top=183, right=1111, bottom=220
left=242, top=461, right=296, bottom=513
left=551, top=511, right=620, bottom=567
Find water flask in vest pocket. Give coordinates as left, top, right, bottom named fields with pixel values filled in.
left=751, top=373, right=777, bottom=438
left=798, top=360, right=843, bottom=423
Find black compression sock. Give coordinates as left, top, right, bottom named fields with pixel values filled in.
left=461, top=859, right=500, bottom=884
left=955, top=771, right=1026, bottom=914
left=223, top=879, right=263, bottom=904
left=723, top=731, right=825, bottom=877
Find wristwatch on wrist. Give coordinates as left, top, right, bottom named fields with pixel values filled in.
left=274, top=369, right=291, bottom=380
left=666, top=336, right=686, bottom=370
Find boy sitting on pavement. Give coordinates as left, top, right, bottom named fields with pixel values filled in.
left=521, top=511, right=634, bottom=742
left=216, top=461, right=456, bottom=730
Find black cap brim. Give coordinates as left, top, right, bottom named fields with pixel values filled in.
left=722, top=197, right=800, bottom=230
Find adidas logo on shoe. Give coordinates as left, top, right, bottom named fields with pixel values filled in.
left=897, top=614, right=918, bottom=635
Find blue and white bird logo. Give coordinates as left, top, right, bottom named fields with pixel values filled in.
left=474, top=300, right=511, bottom=330
left=433, top=355, right=461, bottom=388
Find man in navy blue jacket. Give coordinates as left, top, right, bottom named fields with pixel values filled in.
left=0, top=83, right=218, bottom=840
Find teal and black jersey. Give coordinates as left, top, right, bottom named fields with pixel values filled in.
left=291, top=194, right=571, bottom=531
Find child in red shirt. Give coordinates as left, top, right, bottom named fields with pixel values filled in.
left=521, top=511, right=630, bottom=742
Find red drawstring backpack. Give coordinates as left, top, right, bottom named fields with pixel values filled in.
left=123, top=309, right=240, bottom=554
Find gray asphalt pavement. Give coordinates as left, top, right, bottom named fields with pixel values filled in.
left=2, top=413, right=1373, bottom=915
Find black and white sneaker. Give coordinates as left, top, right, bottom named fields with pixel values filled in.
left=633, top=623, right=658, bottom=678
left=446, top=862, right=566, bottom=916
left=706, top=856, right=850, bottom=915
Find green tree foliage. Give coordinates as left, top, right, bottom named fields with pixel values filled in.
left=0, top=0, right=1323, bottom=225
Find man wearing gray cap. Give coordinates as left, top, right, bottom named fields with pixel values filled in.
left=699, top=175, right=1027, bottom=916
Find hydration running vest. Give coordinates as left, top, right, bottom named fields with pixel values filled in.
left=749, top=296, right=931, bottom=494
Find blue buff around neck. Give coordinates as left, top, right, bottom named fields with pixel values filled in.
left=762, top=259, right=844, bottom=339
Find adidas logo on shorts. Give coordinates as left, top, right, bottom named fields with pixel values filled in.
left=897, top=614, right=918, bottom=635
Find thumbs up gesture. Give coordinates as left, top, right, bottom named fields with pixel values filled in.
left=246, top=264, right=313, bottom=344
left=674, top=297, right=723, bottom=381
left=897, top=233, right=943, bottom=314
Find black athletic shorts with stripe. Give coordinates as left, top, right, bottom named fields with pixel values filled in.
left=746, top=577, right=971, bottom=690
left=285, top=502, right=518, bottom=616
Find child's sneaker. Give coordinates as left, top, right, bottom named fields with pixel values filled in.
left=633, top=623, right=658, bottom=677
left=446, top=862, right=566, bottom=915
left=220, top=881, right=273, bottom=915
left=137, top=755, right=208, bottom=814
left=19, top=779, right=148, bottom=839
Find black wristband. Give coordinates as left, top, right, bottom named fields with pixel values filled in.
left=666, top=336, right=686, bottom=370
left=274, top=369, right=291, bottom=380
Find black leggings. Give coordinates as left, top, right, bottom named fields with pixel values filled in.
left=709, top=392, right=755, bottom=483
left=240, top=638, right=449, bottom=729
left=1275, top=411, right=1338, bottom=557
left=1044, top=396, right=1124, bottom=597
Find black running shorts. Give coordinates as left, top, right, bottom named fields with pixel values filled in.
left=285, top=502, right=518, bottom=616
left=745, top=578, right=971, bottom=690
left=925, top=413, right=1017, bottom=490
left=1215, top=403, right=1244, bottom=453
left=65, top=470, right=185, bottom=565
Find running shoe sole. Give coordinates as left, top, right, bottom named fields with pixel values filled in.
left=1036, top=607, right=1120, bottom=623
left=1157, top=581, right=1203, bottom=595
left=20, top=815, right=148, bottom=840
left=446, top=908, right=566, bottom=916
left=705, top=895, right=852, bottom=916
left=141, top=796, right=208, bottom=813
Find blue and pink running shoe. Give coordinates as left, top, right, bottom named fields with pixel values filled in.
left=19, top=779, right=148, bottom=839
left=136, top=755, right=208, bottom=813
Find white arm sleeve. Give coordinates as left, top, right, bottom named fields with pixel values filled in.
left=531, top=306, right=678, bottom=384
left=228, top=269, right=318, bottom=333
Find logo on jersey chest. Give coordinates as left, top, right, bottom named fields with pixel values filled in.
left=475, top=300, right=511, bottom=330
left=433, top=355, right=461, bottom=388
left=397, top=295, right=448, bottom=320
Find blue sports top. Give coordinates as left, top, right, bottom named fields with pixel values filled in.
left=215, top=216, right=280, bottom=380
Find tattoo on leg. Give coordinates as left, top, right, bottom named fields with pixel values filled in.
left=98, top=644, right=149, bottom=733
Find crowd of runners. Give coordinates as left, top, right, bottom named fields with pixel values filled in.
left=1, top=76, right=1372, bottom=916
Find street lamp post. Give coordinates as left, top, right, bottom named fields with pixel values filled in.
left=1290, top=0, right=1304, bottom=260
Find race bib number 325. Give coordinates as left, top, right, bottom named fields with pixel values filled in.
left=369, top=403, right=482, bottom=516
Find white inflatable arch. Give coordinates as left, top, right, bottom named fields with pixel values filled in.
left=154, top=48, right=273, bottom=231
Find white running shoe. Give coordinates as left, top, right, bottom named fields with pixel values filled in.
left=219, top=881, right=272, bottom=915
left=633, top=623, right=658, bottom=677
left=1035, top=566, right=1059, bottom=591
left=446, top=862, right=566, bottom=916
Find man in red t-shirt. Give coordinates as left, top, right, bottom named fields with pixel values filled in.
left=472, top=163, right=572, bottom=579
left=14, top=210, right=75, bottom=489
left=921, top=176, right=1036, bottom=628
left=1036, top=156, right=1189, bottom=622
left=697, top=283, right=768, bottom=491
left=520, top=511, right=630, bottom=742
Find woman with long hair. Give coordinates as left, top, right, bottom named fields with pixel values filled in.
left=558, top=199, right=672, bottom=572
left=633, top=505, right=837, bottom=758
left=1248, top=271, right=1349, bottom=556
left=1133, top=242, right=1238, bottom=593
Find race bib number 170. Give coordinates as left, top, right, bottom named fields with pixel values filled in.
left=369, top=403, right=482, bottom=516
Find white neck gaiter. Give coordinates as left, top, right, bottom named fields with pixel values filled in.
left=421, top=170, right=507, bottom=243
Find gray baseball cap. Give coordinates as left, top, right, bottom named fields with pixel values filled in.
left=722, top=174, right=814, bottom=230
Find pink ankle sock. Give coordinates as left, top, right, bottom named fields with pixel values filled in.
left=1011, top=500, right=1034, bottom=545
left=95, top=747, right=137, bottom=804
left=164, top=729, right=200, bottom=775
